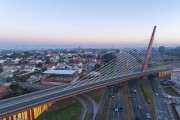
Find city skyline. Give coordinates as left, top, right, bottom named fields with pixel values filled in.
left=0, top=0, right=180, bottom=47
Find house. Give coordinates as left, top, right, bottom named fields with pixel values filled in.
left=0, top=86, right=8, bottom=98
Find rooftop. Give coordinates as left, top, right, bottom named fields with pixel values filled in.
left=43, top=70, right=76, bottom=75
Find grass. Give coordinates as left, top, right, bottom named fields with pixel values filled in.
left=164, top=87, right=180, bottom=97
left=124, top=82, right=133, bottom=120
left=36, top=102, right=82, bottom=120
left=101, top=92, right=112, bottom=120
left=140, top=80, right=153, bottom=104
left=139, top=80, right=156, bottom=120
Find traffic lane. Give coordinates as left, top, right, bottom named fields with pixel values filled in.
left=0, top=84, right=98, bottom=117
left=118, top=87, right=124, bottom=120
left=155, top=96, right=169, bottom=120
left=0, top=84, right=69, bottom=105
left=131, top=80, right=146, bottom=119
left=78, top=95, right=94, bottom=120
left=94, top=88, right=108, bottom=120
left=0, top=67, right=168, bottom=107
left=129, top=80, right=152, bottom=120
left=134, top=80, right=153, bottom=120
left=128, top=80, right=141, bottom=119
left=107, top=86, right=124, bottom=120
left=0, top=68, right=171, bottom=117
left=149, top=78, right=170, bottom=120
left=107, top=89, right=117, bottom=120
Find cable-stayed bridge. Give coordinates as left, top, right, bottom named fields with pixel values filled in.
left=0, top=26, right=177, bottom=120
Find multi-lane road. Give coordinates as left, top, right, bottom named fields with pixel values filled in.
left=149, top=77, right=170, bottom=120
left=128, top=79, right=152, bottom=120
left=0, top=67, right=171, bottom=118
left=107, top=85, right=124, bottom=120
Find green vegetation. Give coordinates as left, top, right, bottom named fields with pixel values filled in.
left=0, top=67, right=3, bottom=73
left=102, top=53, right=116, bottom=63
left=93, top=64, right=101, bottom=71
left=159, top=46, right=180, bottom=57
left=140, top=80, right=153, bottom=104
left=36, top=62, right=43, bottom=68
left=9, top=83, right=20, bottom=92
left=139, top=80, right=156, bottom=120
left=164, top=87, right=180, bottom=97
left=36, top=102, right=82, bottom=120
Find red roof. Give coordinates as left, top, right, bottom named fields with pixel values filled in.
left=0, top=87, right=8, bottom=98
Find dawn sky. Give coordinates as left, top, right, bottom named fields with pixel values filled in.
left=0, top=0, right=180, bottom=47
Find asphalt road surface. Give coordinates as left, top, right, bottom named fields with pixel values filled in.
left=128, top=79, right=152, bottom=120
left=107, top=85, right=124, bottom=120
left=78, top=95, right=95, bottom=120
left=149, top=77, right=170, bottom=120
left=0, top=67, right=171, bottom=118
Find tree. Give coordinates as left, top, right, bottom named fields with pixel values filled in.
left=36, top=62, right=43, bottom=68
left=24, top=51, right=32, bottom=58
left=102, top=53, right=116, bottom=63
left=0, top=67, right=3, bottom=73
left=45, top=56, right=50, bottom=64
left=94, top=64, right=101, bottom=71
left=159, top=46, right=166, bottom=56
left=9, top=83, right=20, bottom=92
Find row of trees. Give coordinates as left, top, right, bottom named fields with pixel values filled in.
left=93, top=53, right=116, bottom=71
left=159, top=46, right=180, bottom=57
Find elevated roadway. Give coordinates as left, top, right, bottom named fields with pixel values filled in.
left=0, top=67, right=172, bottom=118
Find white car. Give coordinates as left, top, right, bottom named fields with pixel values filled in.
left=167, top=95, right=172, bottom=99
left=155, top=93, right=158, bottom=96
left=138, top=105, right=142, bottom=110
left=146, top=113, right=151, bottom=119
left=114, top=108, right=119, bottom=112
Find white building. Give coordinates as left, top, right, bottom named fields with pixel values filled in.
left=171, top=69, right=180, bottom=86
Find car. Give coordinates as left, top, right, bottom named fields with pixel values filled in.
left=155, top=93, right=158, bottom=96
left=167, top=95, right=172, bottom=99
left=146, top=113, right=151, bottom=119
left=133, top=89, right=137, bottom=94
left=114, top=107, right=119, bottom=112
left=138, top=105, right=142, bottom=110
left=163, top=95, right=167, bottom=98
left=119, top=107, right=123, bottom=112
left=112, top=95, right=115, bottom=98
left=130, top=96, right=134, bottom=100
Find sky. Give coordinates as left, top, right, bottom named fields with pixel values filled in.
left=0, top=0, right=180, bottom=48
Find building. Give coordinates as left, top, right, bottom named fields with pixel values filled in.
left=0, top=86, right=8, bottom=99
left=43, top=70, right=78, bottom=83
left=171, top=69, right=180, bottom=86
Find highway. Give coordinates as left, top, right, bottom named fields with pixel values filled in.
left=149, top=77, right=170, bottom=120
left=107, top=84, right=124, bottom=120
left=94, top=87, right=109, bottom=120
left=0, top=67, right=171, bottom=118
left=78, top=95, right=96, bottom=120
left=128, top=79, right=152, bottom=120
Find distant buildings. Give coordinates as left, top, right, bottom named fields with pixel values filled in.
left=171, top=69, right=180, bottom=86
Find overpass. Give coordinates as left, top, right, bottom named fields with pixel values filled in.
left=0, top=26, right=177, bottom=120
left=0, top=66, right=172, bottom=119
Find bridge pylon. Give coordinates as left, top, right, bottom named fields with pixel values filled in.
left=142, top=26, right=157, bottom=71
